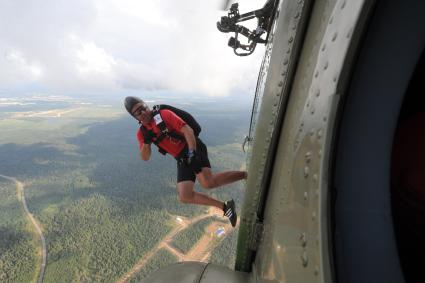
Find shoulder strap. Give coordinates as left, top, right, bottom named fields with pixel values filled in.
left=148, top=105, right=185, bottom=156
left=155, top=104, right=201, bottom=136
left=152, top=105, right=168, bottom=134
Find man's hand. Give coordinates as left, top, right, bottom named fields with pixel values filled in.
left=140, top=126, right=154, bottom=145
left=140, top=144, right=151, bottom=161
left=186, top=149, right=202, bottom=174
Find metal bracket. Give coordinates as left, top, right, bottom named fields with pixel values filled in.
left=217, top=0, right=277, bottom=56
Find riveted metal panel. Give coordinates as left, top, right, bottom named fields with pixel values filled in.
left=236, top=0, right=313, bottom=272
left=252, top=0, right=374, bottom=282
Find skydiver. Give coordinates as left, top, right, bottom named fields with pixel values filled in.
left=124, top=96, right=247, bottom=227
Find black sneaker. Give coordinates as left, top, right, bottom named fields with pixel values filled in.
left=223, top=199, right=237, bottom=227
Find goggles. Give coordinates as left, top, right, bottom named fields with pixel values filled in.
left=132, top=104, right=147, bottom=116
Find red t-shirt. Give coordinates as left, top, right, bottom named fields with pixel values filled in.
left=137, top=109, right=186, bottom=157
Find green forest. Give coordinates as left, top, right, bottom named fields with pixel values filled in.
left=0, top=100, right=249, bottom=282
left=171, top=217, right=215, bottom=254
left=0, top=180, right=38, bottom=282
left=210, top=229, right=239, bottom=269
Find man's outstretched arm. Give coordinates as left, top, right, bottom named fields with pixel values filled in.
left=180, top=125, right=197, bottom=151
left=140, top=144, right=151, bottom=161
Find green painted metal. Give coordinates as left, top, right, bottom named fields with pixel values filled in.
left=249, top=0, right=374, bottom=282
left=236, top=0, right=313, bottom=272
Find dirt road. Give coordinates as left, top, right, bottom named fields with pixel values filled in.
left=117, top=210, right=219, bottom=283
left=0, top=175, right=47, bottom=283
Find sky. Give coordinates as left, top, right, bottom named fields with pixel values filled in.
left=0, top=0, right=266, bottom=99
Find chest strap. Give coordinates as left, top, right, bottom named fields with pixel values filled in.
left=141, top=110, right=185, bottom=156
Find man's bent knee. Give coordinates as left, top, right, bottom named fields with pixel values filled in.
left=177, top=181, right=195, bottom=203
left=199, top=179, right=216, bottom=189
left=178, top=192, right=194, bottom=203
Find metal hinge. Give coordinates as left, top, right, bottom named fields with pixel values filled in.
left=249, top=221, right=264, bottom=251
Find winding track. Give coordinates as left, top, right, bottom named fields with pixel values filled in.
left=117, top=208, right=224, bottom=283
left=0, top=175, right=47, bottom=283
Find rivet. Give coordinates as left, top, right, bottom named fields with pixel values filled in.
left=295, top=12, right=300, bottom=19
left=312, top=212, right=316, bottom=221
left=283, top=58, right=289, bottom=65
left=323, top=116, right=327, bottom=122
left=341, top=0, right=346, bottom=9
left=301, top=251, right=308, bottom=267
left=315, top=70, right=319, bottom=78
left=310, top=106, right=315, bottom=115
left=305, top=151, right=312, bottom=163
left=329, top=16, right=333, bottom=25
left=323, top=61, right=328, bottom=70
left=318, top=149, right=322, bottom=157
left=304, top=191, right=308, bottom=201
left=316, top=90, right=320, bottom=97
left=313, top=174, right=318, bottom=183
left=315, top=265, right=320, bottom=276
left=286, top=48, right=291, bottom=54
left=332, top=32, right=338, bottom=41
left=278, top=81, right=284, bottom=87
left=299, top=232, right=307, bottom=247
left=288, top=36, right=294, bottom=43
left=304, top=166, right=310, bottom=178
left=321, top=44, right=326, bottom=51
left=333, top=75, right=338, bottom=82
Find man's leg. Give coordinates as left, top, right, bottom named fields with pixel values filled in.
left=197, top=168, right=247, bottom=189
left=177, top=180, right=224, bottom=210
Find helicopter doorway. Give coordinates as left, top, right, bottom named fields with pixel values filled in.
left=391, top=47, right=425, bottom=283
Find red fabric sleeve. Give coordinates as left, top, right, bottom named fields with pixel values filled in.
left=160, top=109, right=186, bottom=132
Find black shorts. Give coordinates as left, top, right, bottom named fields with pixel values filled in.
left=177, top=139, right=211, bottom=183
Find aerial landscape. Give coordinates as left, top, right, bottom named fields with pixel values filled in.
left=0, top=0, right=265, bottom=281
left=0, top=94, right=251, bottom=282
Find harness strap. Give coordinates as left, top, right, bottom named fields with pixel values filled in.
left=144, top=107, right=186, bottom=156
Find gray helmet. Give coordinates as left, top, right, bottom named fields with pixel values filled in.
left=124, top=96, right=144, bottom=118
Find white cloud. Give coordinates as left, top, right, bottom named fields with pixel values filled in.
left=2, top=49, right=43, bottom=82
left=76, top=42, right=115, bottom=75
left=0, top=0, right=266, bottom=97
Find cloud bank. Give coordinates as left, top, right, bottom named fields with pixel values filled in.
left=0, top=0, right=265, bottom=97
